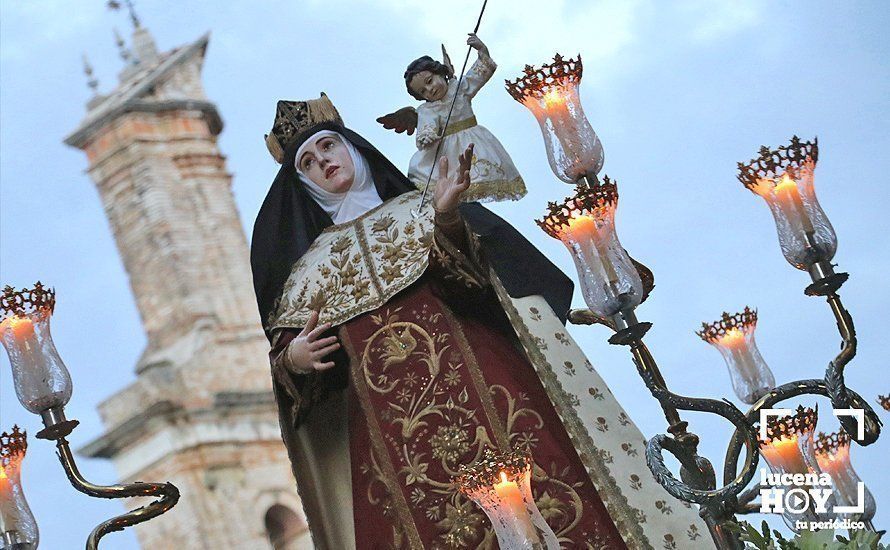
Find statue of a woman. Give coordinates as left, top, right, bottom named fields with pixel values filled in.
left=252, top=94, right=709, bottom=549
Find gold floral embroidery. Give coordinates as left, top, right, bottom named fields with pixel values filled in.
left=270, top=192, right=434, bottom=331
left=348, top=300, right=593, bottom=549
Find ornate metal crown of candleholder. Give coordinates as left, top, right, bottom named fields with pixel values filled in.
left=737, top=136, right=819, bottom=190
left=509, top=51, right=883, bottom=549
left=1, top=283, right=180, bottom=549
left=696, top=307, right=758, bottom=345
left=505, top=53, right=582, bottom=103
left=814, top=430, right=850, bottom=458
left=537, top=177, right=617, bottom=239
left=760, top=405, right=818, bottom=445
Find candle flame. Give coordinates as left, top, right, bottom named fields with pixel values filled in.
left=767, top=434, right=798, bottom=447
left=567, top=212, right=596, bottom=232
left=499, top=471, right=509, bottom=484
left=1, top=315, right=35, bottom=340
left=542, top=87, right=565, bottom=107
left=774, top=172, right=797, bottom=192
left=717, top=327, right=747, bottom=348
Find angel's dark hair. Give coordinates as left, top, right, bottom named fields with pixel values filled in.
left=404, top=56, right=452, bottom=101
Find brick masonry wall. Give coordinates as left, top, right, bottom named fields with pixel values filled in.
left=70, top=45, right=311, bottom=550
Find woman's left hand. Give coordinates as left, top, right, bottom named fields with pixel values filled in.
left=432, top=143, right=474, bottom=214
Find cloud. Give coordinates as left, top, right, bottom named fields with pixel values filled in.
left=0, top=2, right=99, bottom=64
left=347, top=0, right=763, bottom=81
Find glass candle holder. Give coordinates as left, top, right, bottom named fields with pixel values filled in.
left=538, top=179, right=643, bottom=318
left=456, top=449, right=559, bottom=550
left=738, top=136, right=837, bottom=270
left=506, top=54, right=604, bottom=184
left=0, top=426, right=38, bottom=549
left=0, top=283, right=73, bottom=415
left=759, top=406, right=835, bottom=532
left=815, top=431, right=876, bottom=523
left=697, top=307, right=775, bottom=404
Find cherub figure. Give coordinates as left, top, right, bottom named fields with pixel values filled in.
left=377, top=33, right=526, bottom=203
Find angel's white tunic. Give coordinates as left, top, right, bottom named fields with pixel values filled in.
left=408, top=56, right=526, bottom=203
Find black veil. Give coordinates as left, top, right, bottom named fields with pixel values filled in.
left=250, top=123, right=573, bottom=339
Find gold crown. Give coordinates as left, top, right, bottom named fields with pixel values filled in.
left=505, top=53, right=582, bottom=103
left=264, top=93, right=343, bottom=163
left=696, top=307, right=758, bottom=344
left=737, top=136, right=818, bottom=192
left=760, top=405, right=818, bottom=445
left=537, top=177, right=618, bottom=239
left=1, top=282, right=55, bottom=322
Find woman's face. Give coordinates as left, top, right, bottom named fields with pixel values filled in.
left=409, top=70, right=448, bottom=102
left=297, top=134, right=355, bottom=193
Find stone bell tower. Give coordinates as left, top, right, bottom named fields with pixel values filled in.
left=64, top=22, right=311, bottom=550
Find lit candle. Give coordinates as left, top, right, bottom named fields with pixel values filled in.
left=567, top=214, right=620, bottom=286
left=456, top=449, right=559, bottom=549
left=507, top=54, right=604, bottom=183
left=815, top=431, right=876, bottom=522
left=739, top=137, right=837, bottom=270
left=493, top=471, right=539, bottom=541
left=538, top=181, right=643, bottom=318
left=0, top=315, right=41, bottom=369
left=718, top=328, right=761, bottom=382
left=759, top=406, right=819, bottom=476
left=0, top=283, right=73, bottom=415
left=6, top=317, right=35, bottom=341
left=758, top=406, right=828, bottom=532
left=697, top=308, right=775, bottom=404
left=0, top=313, right=61, bottom=413
left=772, top=173, right=815, bottom=234
left=760, top=435, right=810, bottom=474
left=0, top=426, right=38, bottom=549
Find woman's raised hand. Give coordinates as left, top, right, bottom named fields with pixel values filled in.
left=432, top=143, right=474, bottom=214
left=284, top=310, right=340, bottom=374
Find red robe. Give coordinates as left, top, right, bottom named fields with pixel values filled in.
left=340, top=278, right=627, bottom=549
left=270, top=207, right=627, bottom=548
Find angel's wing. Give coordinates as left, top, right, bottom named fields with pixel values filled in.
left=376, top=106, right=418, bottom=135
left=441, top=44, right=455, bottom=78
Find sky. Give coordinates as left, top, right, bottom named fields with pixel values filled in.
left=1, top=1, right=888, bottom=548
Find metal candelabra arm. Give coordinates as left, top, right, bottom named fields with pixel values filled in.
left=721, top=269, right=881, bottom=504
left=606, top=317, right=759, bottom=550
left=53, top=435, right=180, bottom=550
left=626, top=338, right=760, bottom=505
left=813, top=283, right=882, bottom=445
